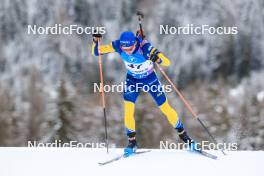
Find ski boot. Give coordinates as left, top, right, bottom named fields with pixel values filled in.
left=177, top=127, right=199, bottom=151
left=124, top=132, right=137, bottom=157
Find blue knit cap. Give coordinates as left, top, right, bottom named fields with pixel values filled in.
left=119, top=31, right=136, bottom=47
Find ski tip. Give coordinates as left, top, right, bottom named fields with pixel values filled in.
left=98, top=162, right=107, bottom=166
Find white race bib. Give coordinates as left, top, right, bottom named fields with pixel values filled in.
left=124, top=60, right=154, bottom=75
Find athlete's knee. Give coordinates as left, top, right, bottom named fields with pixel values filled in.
left=123, top=90, right=139, bottom=103
left=159, top=99, right=179, bottom=126
left=159, top=99, right=169, bottom=109
left=159, top=99, right=174, bottom=113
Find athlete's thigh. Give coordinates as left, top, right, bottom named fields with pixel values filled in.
left=145, top=73, right=166, bottom=106
left=123, top=75, right=141, bottom=103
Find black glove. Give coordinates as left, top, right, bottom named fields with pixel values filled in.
left=92, top=32, right=102, bottom=42
left=136, top=29, right=145, bottom=39
left=149, top=49, right=160, bottom=63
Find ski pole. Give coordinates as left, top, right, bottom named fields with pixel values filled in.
left=156, top=64, right=226, bottom=155
left=97, top=38, right=109, bottom=153
left=136, top=10, right=226, bottom=155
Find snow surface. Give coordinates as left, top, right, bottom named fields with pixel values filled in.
left=0, top=147, right=262, bottom=176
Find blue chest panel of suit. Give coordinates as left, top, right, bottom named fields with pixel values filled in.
left=120, top=49, right=154, bottom=79
left=112, top=38, right=154, bottom=79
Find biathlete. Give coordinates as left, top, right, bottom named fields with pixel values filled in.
left=92, top=31, right=196, bottom=156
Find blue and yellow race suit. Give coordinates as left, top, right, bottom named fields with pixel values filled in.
left=92, top=36, right=183, bottom=135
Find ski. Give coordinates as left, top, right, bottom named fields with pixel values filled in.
left=98, top=150, right=151, bottom=166
left=191, top=149, right=218, bottom=160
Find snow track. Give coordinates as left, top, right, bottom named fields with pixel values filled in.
left=0, top=148, right=262, bottom=176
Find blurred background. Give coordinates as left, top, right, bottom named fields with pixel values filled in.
left=0, top=0, right=263, bottom=150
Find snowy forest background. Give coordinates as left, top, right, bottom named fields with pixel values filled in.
left=0, top=0, right=263, bottom=150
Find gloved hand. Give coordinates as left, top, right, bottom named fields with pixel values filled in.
left=149, top=49, right=160, bottom=63
left=136, top=29, right=145, bottom=39
left=92, top=33, right=102, bottom=42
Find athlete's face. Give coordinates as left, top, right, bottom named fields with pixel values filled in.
left=121, top=42, right=136, bottom=55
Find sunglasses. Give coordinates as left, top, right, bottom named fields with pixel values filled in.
left=121, top=43, right=136, bottom=53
